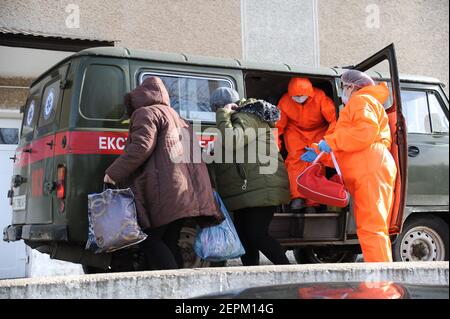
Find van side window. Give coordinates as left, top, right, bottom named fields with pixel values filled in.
left=400, top=90, right=431, bottom=134
left=80, top=65, right=126, bottom=121
left=38, top=79, right=60, bottom=127
left=21, top=97, right=38, bottom=137
left=141, top=72, right=234, bottom=123
left=428, top=92, right=449, bottom=133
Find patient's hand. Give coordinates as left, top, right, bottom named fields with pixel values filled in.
left=103, top=174, right=116, bottom=185
left=223, top=103, right=238, bottom=112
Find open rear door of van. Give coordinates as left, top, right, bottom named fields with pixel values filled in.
left=352, top=43, right=408, bottom=235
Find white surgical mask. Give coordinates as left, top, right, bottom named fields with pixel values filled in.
left=341, top=83, right=353, bottom=105
left=341, top=92, right=349, bottom=105
left=292, top=96, right=308, bottom=104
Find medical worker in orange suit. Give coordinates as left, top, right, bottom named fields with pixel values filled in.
left=303, top=70, right=397, bottom=262
left=276, top=77, right=337, bottom=212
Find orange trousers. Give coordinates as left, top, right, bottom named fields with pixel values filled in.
left=346, top=164, right=396, bottom=262
left=285, top=148, right=321, bottom=206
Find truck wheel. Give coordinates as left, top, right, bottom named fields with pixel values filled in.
left=294, top=247, right=358, bottom=264
left=179, top=226, right=216, bottom=268
left=393, top=215, right=449, bottom=262
left=82, top=265, right=111, bottom=274
left=209, top=261, right=228, bottom=267
left=82, top=249, right=146, bottom=274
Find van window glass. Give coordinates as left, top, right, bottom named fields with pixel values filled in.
left=428, top=92, right=449, bottom=133
left=400, top=90, right=431, bottom=134
left=80, top=64, right=126, bottom=120
left=141, top=73, right=233, bottom=123
left=0, top=128, right=19, bottom=144
left=382, top=81, right=393, bottom=109
left=21, top=97, right=38, bottom=137
left=38, top=80, right=60, bottom=127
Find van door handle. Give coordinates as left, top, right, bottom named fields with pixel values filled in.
left=408, top=146, right=420, bottom=157
left=13, top=175, right=27, bottom=188
left=46, top=140, right=54, bottom=150
left=44, top=182, right=55, bottom=194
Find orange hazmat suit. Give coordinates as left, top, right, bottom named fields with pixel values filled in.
left=324, top=82, right=397, bottom=262
left=276, top=77, right=336, bottom=204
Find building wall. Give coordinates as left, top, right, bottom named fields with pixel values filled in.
left=2, top=0, right=448, bottom=88
left=0, top=0, right=242, bottom=59
left=242, top=0, right=319, bottom=66
left=0, top=76, right=30, bottom=110
left=318, top=0, right=449, bottom=93
left=0, top=0, right=243, bottom=112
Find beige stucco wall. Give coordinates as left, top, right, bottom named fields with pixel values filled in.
left=0, top=0, right=242, bottom=59
left=242, top=0, right=319, bottom=66
left=0, top=77, right=31, bottom=110
left=318, top=0, right=449, bottom=94
left=0, top=0, right=242, bottom=111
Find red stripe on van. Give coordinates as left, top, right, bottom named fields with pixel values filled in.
left=14, top=131, right=129, bottom=168
left=55, top=131, right=129, bottom=155
left=15, top=135, right=57, bottom=169
left=14, top=130, right=214, bottom=168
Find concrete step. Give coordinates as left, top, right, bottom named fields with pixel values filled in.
left=0, top=261, right=448, bottom=299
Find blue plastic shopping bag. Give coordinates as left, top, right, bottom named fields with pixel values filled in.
left=86, top=186, right=147, bottom=253
left=194, top=191, right=245, bottom=262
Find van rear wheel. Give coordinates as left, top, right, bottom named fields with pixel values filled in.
left=294, top=247, right=358, bottom=264
left=82, top=265, right=112, bottom=274
left=178, top=226, right=226, bottom=268
left=393, top=215, right=449, bottom=262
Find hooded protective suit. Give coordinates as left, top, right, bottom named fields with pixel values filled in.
left=324, top=82, right=397, bottom=262
left=276, top=77, right=336, bottom=203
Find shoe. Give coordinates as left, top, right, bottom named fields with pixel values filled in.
left=290, top=198, right=305, bottom=210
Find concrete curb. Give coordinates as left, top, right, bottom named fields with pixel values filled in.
left=0, top=262, right=448, bottom=299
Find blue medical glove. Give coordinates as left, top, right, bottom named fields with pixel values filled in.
left=318, top=140, right=331, bottom=153
left=301, top=147, right=318, bottom=163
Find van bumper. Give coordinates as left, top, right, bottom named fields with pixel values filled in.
left=3, top=225, right=21, bottom=242
left=3, top=224, right=68, bottom=242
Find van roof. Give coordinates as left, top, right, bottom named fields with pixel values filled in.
left=32, top=46, right=444, bottom=87
left=74, top=47, right=339, bottom=77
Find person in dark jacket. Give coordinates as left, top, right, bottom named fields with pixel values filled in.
left=210, top=87, right=291, bottom=266
left=104, top=77, right=223, bottom=270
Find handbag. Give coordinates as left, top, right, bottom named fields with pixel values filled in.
left=296, top=151, right=350, bottom=208
left=86, top=184, right=147, bottom=253
left=194, top=191, right=245, bottom=262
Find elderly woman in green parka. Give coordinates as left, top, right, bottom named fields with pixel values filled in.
left=210, top=87, right=291, bottom=266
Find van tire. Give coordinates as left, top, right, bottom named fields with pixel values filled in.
left=210, top=261, right=228, bottom=267
left=179, top=226, right=213, bottom=268
left=294, top=247, right=358, bottom=264
left=178, top=227, right=227, bottom=268
left=392, top=215, right=449, bottom=262
left=82, top=265, right=111, bottom=274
